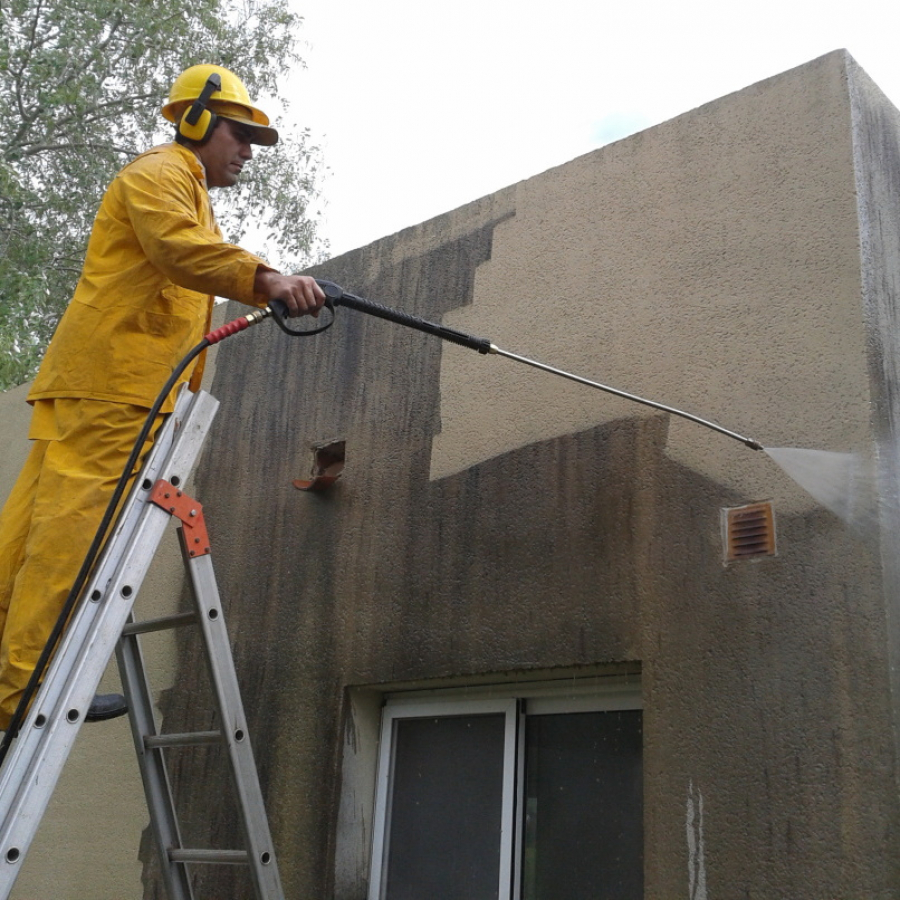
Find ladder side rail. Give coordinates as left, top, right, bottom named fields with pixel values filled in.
left=0, top=390, right=188, bottom=814
left=0, top=386, right=198, bottom=796
left=0, top=389, right=213, bottom=804
left=183, top=546, right=284, bottom=900
left=0, top=390, right=219, bottom=896
left=116, top=614, right=195, bottom=900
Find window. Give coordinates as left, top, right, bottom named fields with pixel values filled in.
left=367, top=680, right=643, bottom=900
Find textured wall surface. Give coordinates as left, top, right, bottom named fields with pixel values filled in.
left=145, top=50, right=900, bottom=899
left=851, top=55, right=900, bottom=810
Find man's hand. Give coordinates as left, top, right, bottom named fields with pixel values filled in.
left=254, top=270, right=326, bottom=316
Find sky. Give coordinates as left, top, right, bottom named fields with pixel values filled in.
left=281, top=0, right=900, bottom=259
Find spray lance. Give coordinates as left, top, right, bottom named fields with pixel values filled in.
left=268, top=279, right=765, bottom=452
left=270, top=283, right=878, bottom=553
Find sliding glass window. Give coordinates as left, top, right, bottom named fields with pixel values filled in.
left=368, top=684, right=642, bottom=900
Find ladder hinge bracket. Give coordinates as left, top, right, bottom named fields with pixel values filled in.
left=150, top=479, right=211, bottom=557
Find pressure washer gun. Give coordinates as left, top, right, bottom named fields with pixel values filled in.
left=268, top=279, right=491, bottom=353
left=266, top=279, right=764, bottom=452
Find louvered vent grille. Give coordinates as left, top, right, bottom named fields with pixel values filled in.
left=722, top=501, right=776, bottom=563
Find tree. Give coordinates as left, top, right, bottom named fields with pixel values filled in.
left=0, top=0, right=327, bottom=390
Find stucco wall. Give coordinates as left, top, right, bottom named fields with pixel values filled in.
left=851, top=53, right=900, bottom=803
left=145, top=50, right=900, bottom=898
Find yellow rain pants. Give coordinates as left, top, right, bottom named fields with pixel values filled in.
left=0, top=399, right=163, bottom=728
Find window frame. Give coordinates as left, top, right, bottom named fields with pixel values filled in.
left=368, top=697, right=519, bottom=900
left=366, top=677, right=642, bottom=900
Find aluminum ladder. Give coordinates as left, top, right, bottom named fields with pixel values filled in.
left=0, top=387, right=283, bottom=899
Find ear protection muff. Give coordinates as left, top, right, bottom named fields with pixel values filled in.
left=177, top=73, right=222, bottom=144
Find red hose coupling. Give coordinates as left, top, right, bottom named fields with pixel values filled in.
left=204, top=308, right=270, bottom=345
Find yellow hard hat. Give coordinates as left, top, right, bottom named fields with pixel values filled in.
left=162, top=64, right=278, bottom=146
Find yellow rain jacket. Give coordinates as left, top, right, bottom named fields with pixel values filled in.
left=28, top=141, right=273, bottom=412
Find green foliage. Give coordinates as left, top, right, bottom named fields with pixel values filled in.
left=0, top=0, right=327, bottom=390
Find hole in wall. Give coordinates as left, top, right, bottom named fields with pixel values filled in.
left=294, top=439, right=346, bottom=492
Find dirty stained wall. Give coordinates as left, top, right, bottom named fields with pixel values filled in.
left=851, top=53, right=900, bottom=790
left=137, top=49, right=900, bottom=899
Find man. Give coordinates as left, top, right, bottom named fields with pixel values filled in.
left=0, top=64, right=325, bottom=730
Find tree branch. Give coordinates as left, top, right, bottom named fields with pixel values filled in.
left=18, top=141, right=135, bottom=158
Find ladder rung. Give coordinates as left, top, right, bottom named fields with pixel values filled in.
left=168, top=848, right=249, bottom=865
left=145, top=731, right=221, bottom=749
left=122, top=611, right=197, bottom=635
